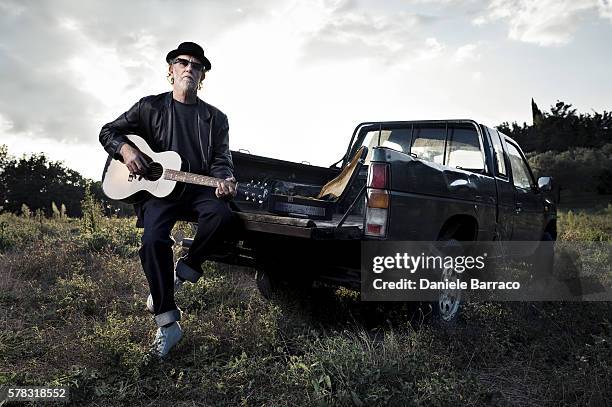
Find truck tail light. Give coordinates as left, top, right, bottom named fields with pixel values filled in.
left=367, top=189, right=389, bottom=208
left=365, top=163, right=390, bottom=238
left=367, top=162, right=389, bottom=189
left=366, top=205, right=388, bottom=237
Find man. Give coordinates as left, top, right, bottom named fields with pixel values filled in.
left=99, top=42, right=236, bottom=357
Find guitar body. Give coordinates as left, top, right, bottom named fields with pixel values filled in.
left=102, top=134, right=269, bottom=206
left=102, top=135, right=189, bottom=204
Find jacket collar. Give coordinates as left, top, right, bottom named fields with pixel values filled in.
left=164, top=91, right=211, bottom=121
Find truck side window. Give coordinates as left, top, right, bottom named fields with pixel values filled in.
left=445, top=126, right=484, bottom=171
left=506, top=142, right=534, bottom=190
left=410, top=126, right=446, bottom=164
left=488, top=128, right=507, bottom=177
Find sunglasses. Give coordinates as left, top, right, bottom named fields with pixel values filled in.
left=172, top=58, right=205, bottom=71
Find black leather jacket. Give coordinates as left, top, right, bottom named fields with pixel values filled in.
left=99, top=92, right=234, bottom=227
left=99, top=91, right=234, bottom=180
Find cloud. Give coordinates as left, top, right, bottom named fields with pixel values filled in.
left=475, top=0, right=607, bottom=46
left=472, top=16, right=487, bottom=26
left=453, top=42, right=481, bottom=64
left=0, top=0, right=279, bottom=147
left=599, top=0, right=612, bottom=21
left=416, top=37, right=445, bottom=60
left=1, top=0, right=610, bottom=181
left=299, top=0, right=441, bottom=64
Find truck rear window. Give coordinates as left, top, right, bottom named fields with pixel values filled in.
left=410, top=126, right=446, bottom=164
left=360, top=128, right=412, bottom=164
left=352, top=122, right=484, bottom=172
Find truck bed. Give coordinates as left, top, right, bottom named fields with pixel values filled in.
left=180, top=150, right=365, bottom=274
left=224, top=150, right=366, bottom=241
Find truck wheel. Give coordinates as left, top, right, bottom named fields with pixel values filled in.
left=255, top=268, right=276, bottom=300
left=255, top=267, right=314, bottom=300
left=528, top=232, right=555, bottom=281
left=430, top=239, right=463, bottom=326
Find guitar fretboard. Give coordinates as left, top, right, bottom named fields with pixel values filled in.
left=163, top=169, right=228, bottom=188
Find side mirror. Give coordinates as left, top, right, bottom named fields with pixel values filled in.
left=538, top=176, right=553, bottom=192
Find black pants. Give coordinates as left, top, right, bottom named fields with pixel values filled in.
left=138, top=186, right=234, bottom=327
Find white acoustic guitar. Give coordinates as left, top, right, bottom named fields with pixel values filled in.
left=101, top=134, right=268, bottom=204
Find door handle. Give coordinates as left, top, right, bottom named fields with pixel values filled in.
left=449, top=179, right=476, bottom=191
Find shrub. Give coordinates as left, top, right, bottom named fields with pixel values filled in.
left=81, top=223, right=141, bottom=257
left=286, top=328, right=474, bottom=406
left=82, top=312, right=150, bottom=379
left=77, top=183, right=141, bottom=257
left=558, top=208, right=611, bottom=242
left=54, top=273, right=100, bottom=317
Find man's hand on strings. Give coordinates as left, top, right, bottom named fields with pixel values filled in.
left=120, top=143, right=149, bottom=178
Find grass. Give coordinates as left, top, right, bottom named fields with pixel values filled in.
left=557, top=205, right=612, bottom=242
left=0, top=207, right=610, bottom=406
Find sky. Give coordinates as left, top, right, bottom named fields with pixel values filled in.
left=1, top=0, right=611, bottom=180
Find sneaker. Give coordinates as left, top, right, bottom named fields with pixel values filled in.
left=146, top=272, right=184, bottom=314
left=151, top=321, right=183, bottom=358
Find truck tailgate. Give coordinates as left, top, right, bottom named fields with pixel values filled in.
left=235, top=210, right=363, bottom=240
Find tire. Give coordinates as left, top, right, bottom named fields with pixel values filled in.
left=255, top=268, right=276, bottom=300
left=528, top=232, right=555, bottom=281
left=254, top=268, right=313, bottom=300
left=429, top=239, right=464, bottom=326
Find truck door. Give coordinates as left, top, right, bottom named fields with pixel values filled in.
left=504, top=140, right=545, bottom=242
left=486, top=128, right=514, bottom=241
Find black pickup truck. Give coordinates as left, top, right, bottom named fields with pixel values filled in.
left=187, top=120, right=557, bottom=321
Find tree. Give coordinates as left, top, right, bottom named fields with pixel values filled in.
left=497, top=100, right=612, bottom=154
left=0, top=145, right=8, bottom=210
left=0, top=152, right=87, bottom=216
left=0, top=146, right=134, bottom=218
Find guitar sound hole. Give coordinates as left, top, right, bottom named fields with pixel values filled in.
left=146, top=162, right=163, bottom=181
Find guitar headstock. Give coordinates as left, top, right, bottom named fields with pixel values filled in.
left=237, top=180, right=270, bottom=205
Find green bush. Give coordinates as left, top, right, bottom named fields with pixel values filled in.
left=80, top=220, right=141, bottom=257
left=558, top=207, right=611, bottom=242
left=78, top=184, right=141, bottom=257
left=527, top=144, right=612, bottom=196
left=54, top=273, right=100, bottom=317
left=0, top=213, right=41, bottom=251
left=286, top=329, right=473, bottom=406
left=82, top=312, right=150, bottom=379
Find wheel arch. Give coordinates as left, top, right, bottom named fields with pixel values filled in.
left=437, top=214, right=479, bottom=241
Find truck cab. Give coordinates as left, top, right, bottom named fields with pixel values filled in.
left=344, top=120, right=556, bottom=243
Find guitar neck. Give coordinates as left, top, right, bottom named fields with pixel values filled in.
left=163, top=169, right=228, bottom=188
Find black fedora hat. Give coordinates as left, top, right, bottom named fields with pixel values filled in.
left=166, top=42, right=211, bottom=71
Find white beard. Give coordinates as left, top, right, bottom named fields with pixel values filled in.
left=177, top=77, right=197, bottom=92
